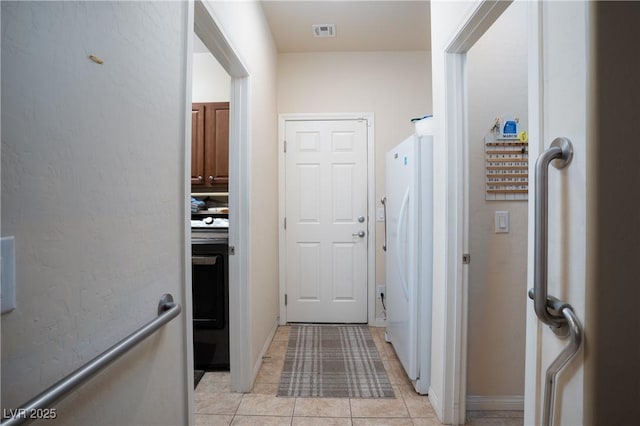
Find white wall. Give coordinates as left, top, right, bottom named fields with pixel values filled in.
left=192, top=50, right=230, bottom=102
left=203, top=1, right=280, bottom=380
left=465, top=1, right=528, bottom=403
left=1, top=2, right=189, bottom=424
left=277, top=51, right=432, bottom=320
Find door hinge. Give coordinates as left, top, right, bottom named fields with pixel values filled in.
left=284, top=217, right=287, bottom=230
left=463, top=253, right=470, bottom=264
left=284, top=294, right=287, bottom=306
left=284, top=140, right=287, bottom=153
left=229, top=246, right=236, bottom=255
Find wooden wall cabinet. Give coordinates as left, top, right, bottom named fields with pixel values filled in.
left=191, top=102, right=229, bottom=191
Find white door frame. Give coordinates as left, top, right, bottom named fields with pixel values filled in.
left=438, top=1, right=518, bottom=424
left=189, top=0, right=253, bottom=394
left=278, top=113, right=376, bottom=325
left=523, top=1, right=545, bottom=422
left=182, top=6, right=196, bottom=423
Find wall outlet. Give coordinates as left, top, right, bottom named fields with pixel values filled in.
left=377, top=285, right=386, bottom=298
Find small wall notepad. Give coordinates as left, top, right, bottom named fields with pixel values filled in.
left=485, top=138, right=528, bottom=201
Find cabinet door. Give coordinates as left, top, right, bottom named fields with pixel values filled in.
left=212, top=106, right=229, bottom=187
left=191, top=103, right=205, bottom=185
left=203, top=102, right=229, bottom=190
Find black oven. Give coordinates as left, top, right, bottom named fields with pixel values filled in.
left=192, top=227, right=229, bottom=371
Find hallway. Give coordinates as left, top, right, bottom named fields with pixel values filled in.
left=194, top=327, right=523, bottom=425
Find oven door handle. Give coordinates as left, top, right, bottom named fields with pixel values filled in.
left=192, top=256, right=218, bottom=265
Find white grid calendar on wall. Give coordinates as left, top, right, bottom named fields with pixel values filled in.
left=485, top=138, right=528, bottom=201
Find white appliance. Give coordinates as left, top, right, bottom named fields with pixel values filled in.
left=384, top=133, right=433, bottom=394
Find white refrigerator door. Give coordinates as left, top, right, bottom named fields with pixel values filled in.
left=385, top=135, right=419, bottom=379
left=415, top=134, right=433, bottom=394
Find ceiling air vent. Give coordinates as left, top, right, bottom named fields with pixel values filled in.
left=312, top=24, right=336, bottom=38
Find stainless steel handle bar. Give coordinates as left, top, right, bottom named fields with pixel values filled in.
left=528, top=289, right=584, bottom=425
left=543, top=303, right=583, bottom=426
left=533, top=137, right=573, bottom=329
left=531, top=137, right=584, bottom=425
left=1, top=294, right=181, bottom=426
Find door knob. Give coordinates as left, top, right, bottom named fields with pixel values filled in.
left=357, top=215, right=365, bottom=223
left=352, top=230, right=366, bottom=238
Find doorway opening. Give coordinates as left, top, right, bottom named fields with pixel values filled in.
left=187, top=0, right=252, bottom=398
left=464, top=1, right=528, bottom=417
left=434, top=0, right=521, bottom=423
left=190, top=31, right=232, bottom=382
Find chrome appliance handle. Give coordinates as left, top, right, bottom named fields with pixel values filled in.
left=396, top=188, right=411, bottom=301
left=381, top=197, right=387, bottom=251
left=533, top=137, right=573, bottom=329
left=192, top=255, right=218, bottom=265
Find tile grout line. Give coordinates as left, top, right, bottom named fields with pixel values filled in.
left=230, top=390, right=244, bottom=425
left=398, top=384, right=414, bottom=420
left=348, top=396, right=353, bottom=423
left=291, top=396, right=298, bottom=425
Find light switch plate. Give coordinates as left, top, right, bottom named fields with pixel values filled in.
left=376, top=207, right=385, bottom=222
left=495, top=211, right=510, bottom=233
left=1, top=236, right=16, bottom=314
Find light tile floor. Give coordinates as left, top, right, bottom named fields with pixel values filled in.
left=195, top=326, right=523, bottom=425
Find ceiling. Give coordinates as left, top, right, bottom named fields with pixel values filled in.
left=260, top=1, right=431, bottom=53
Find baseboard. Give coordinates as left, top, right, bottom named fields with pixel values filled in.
left=252, top=319, right=279, bottom=383
left=428, top=386, right=443, bottom=421
left=370, top=318, right=386, bottom=327
left=466, top=395, right=524, bottom=411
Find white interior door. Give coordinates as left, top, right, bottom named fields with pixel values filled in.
left=524, top=2, right=588, bottom=425
left=284, top=119, right=368, bottom=323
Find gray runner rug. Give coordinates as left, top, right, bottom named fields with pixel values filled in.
left=277, top=324, right=395, bottom=398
